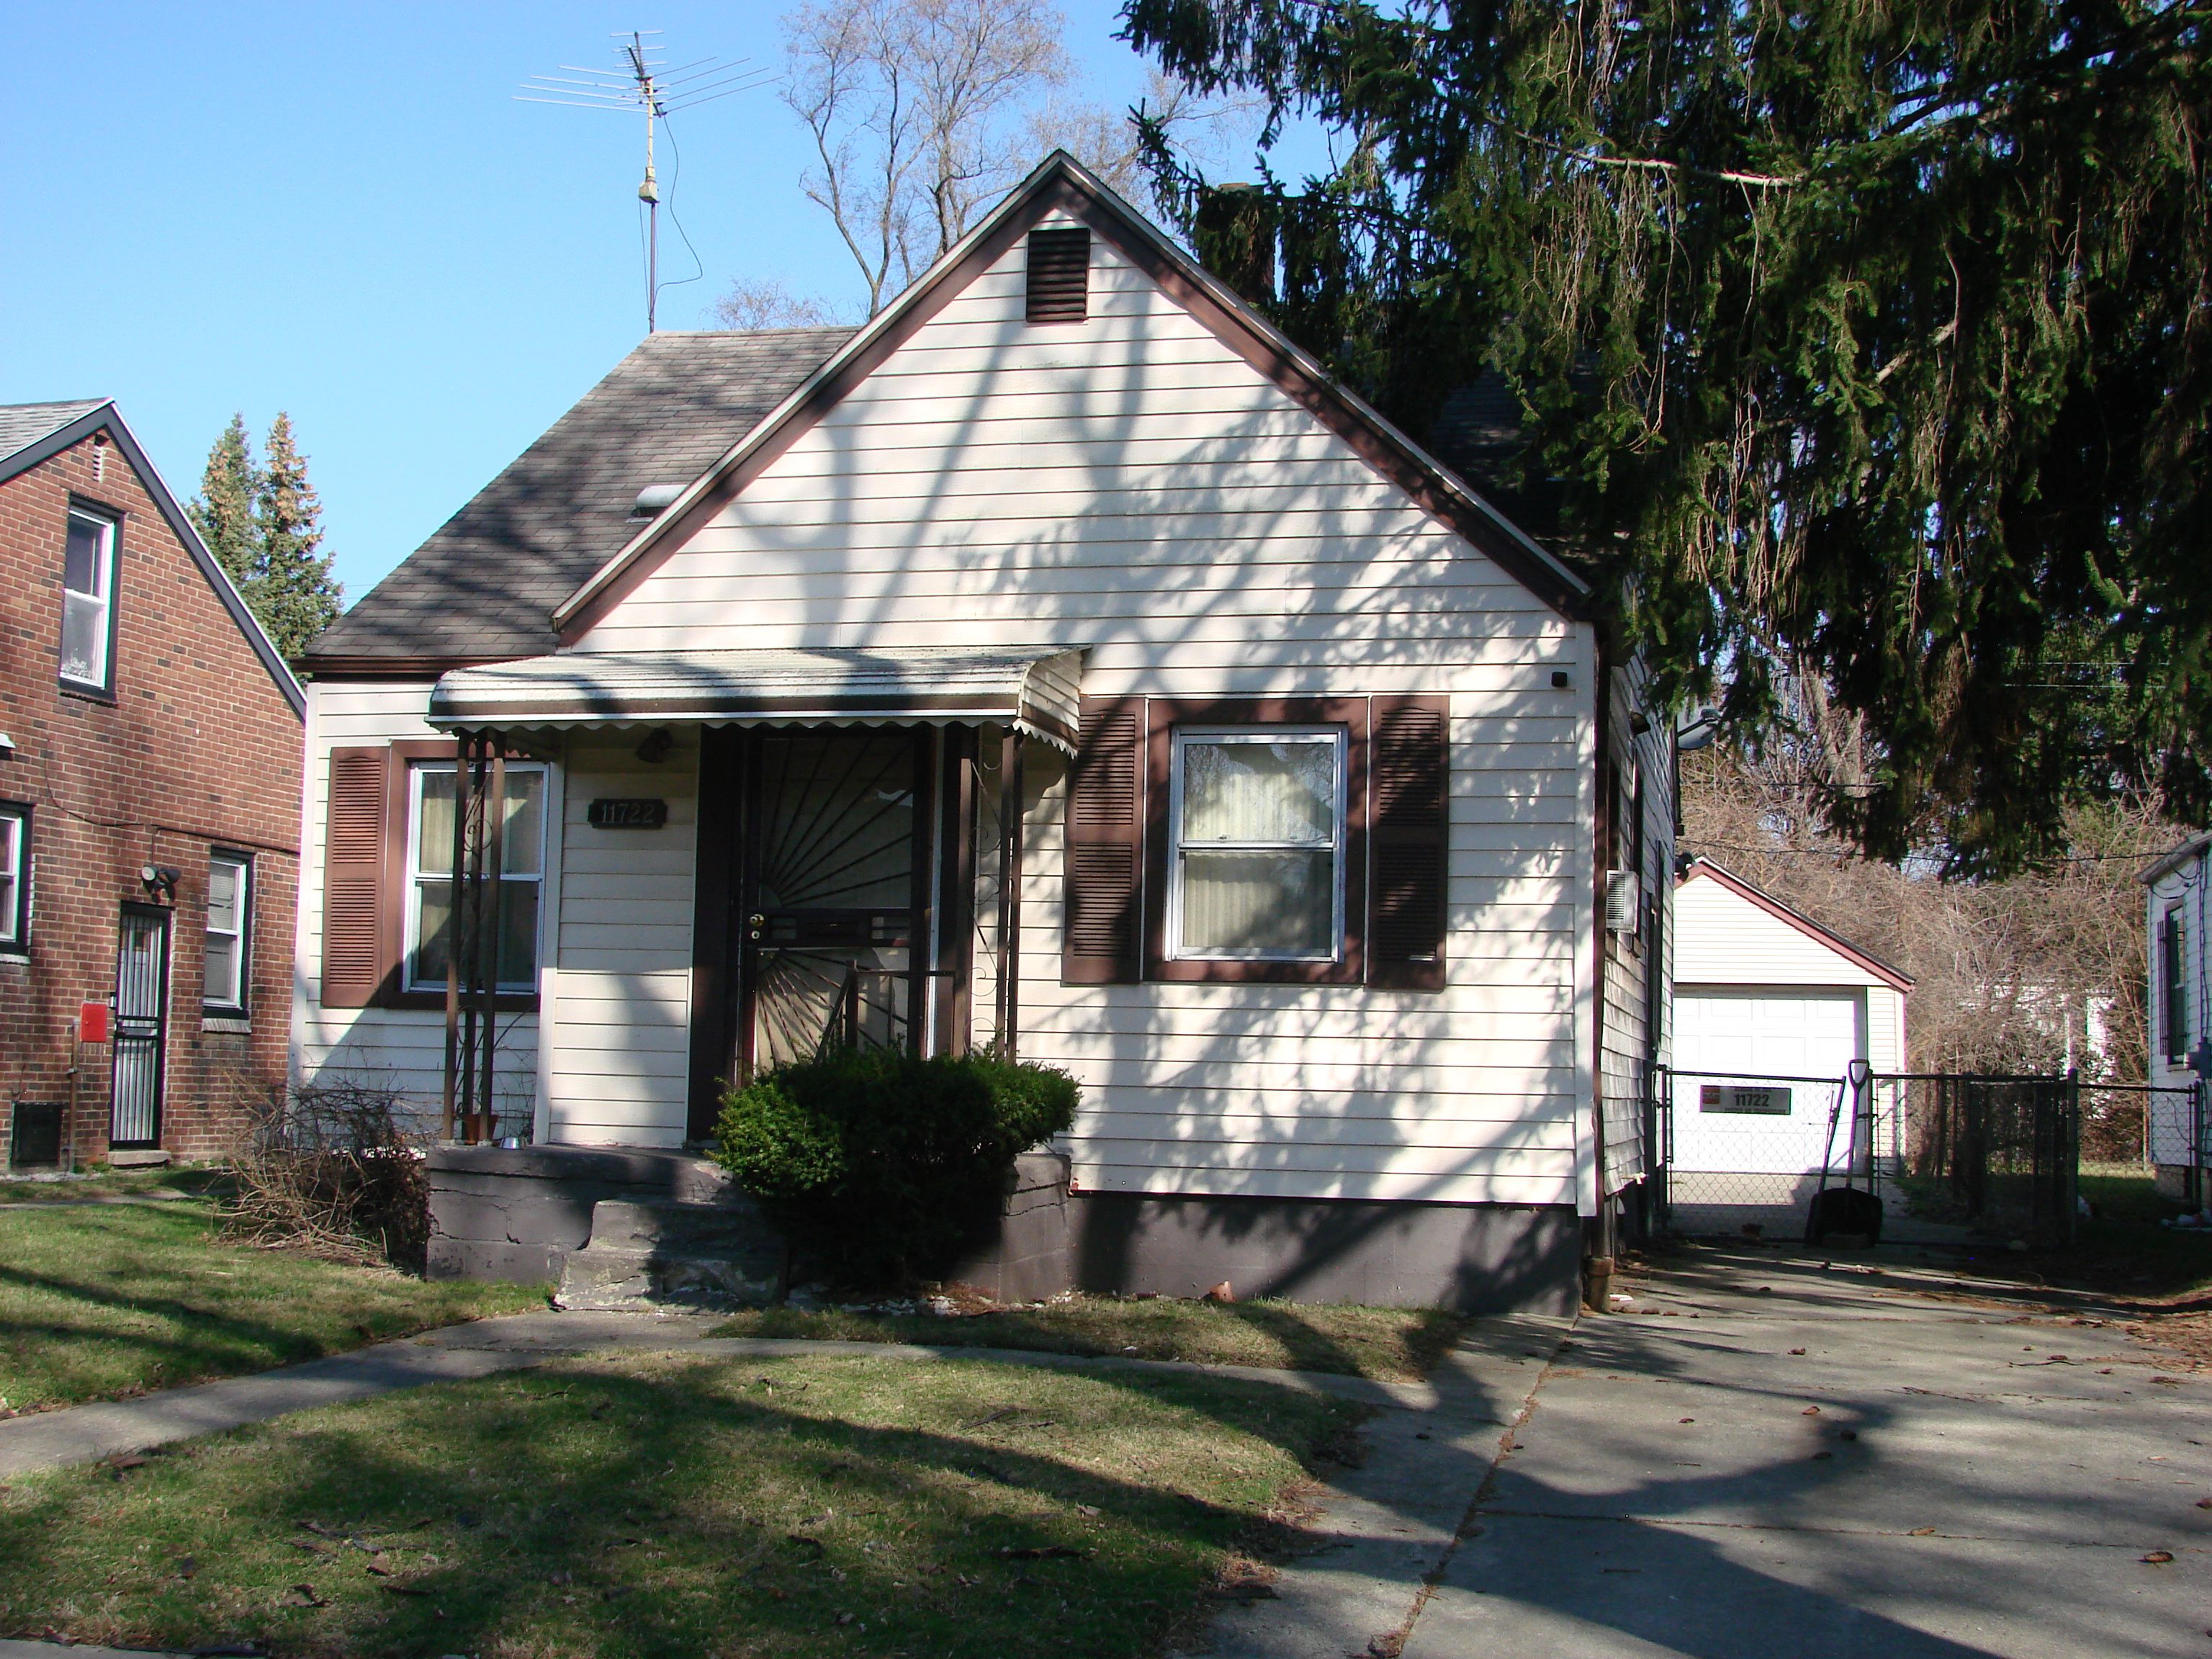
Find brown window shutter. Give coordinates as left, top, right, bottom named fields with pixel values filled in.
left=320, top=746, right=391, bottom=1007
left=1062, top=698, right=1143, bottom=983
left=1367, top=696, right=1449, bottom=990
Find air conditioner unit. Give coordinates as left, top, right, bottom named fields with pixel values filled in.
left=1605, top=868, right=1640, bottom=932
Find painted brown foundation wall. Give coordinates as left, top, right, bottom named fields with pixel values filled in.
left=1069, top=1192, right=1582, bottom=1317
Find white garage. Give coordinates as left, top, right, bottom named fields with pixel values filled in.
left=1668, top=860, right=1912, bottom=1224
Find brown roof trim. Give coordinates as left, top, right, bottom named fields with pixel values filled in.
left=551, top=152, right=1592, bottom=641
left=297, top=655, right=541, bottom=680
left=1678, top=857, right=1916, bottom=992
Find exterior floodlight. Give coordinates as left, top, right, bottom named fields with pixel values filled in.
left=1676, top=707, right=1722, bottom=752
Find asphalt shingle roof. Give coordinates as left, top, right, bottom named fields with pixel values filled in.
left=0, top=400, right=109, bottom=462
left=304, top=328, right=854, bottom=665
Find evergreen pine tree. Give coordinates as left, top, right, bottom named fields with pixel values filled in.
left=250, top=413, right=343, bottom=660
left=189, top=413, right=261, bottom=590
left=1126, top=0, right=2212, bottom=874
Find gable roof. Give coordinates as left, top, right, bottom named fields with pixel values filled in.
left=302, top=327, right=855, bottom=670
left=0, top=400, right=305, bottom=717
left=1678, top=858, right=1915, bottom=992
left=0, top=400, right=109, bottom=458
left=305, top=153, right=1591, bottom=673
left=553, top=151, right=1592, bottom=640
left=2141, top=832, right=2211, bottom=887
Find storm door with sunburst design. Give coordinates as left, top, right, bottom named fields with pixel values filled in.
left=738, top=728, right=930, bottom=1071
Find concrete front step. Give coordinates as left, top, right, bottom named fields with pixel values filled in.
left=554, top=1197, right=783, bottom=1311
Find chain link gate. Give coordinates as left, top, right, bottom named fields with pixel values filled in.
left=1654, top=1066, right=2080, bottom=1244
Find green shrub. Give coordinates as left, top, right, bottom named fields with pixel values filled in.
left=711, top=1048, right=1078, bottom=1289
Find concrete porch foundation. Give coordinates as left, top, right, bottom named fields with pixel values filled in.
left=426, top=1143, right=1581, bottom=1313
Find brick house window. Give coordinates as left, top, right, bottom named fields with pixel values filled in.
left=403, top=760, right=546, bottom=993
left=1168, top=728, right=1345, bottom=961
left=60, top=508, right=118, bottom=693
left=204, top=850, right=252, bottom=1015
left=0, top=804, right=27, bottom=953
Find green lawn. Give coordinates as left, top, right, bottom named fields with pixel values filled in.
left=0, top=1348, right=1360, bottom=1659
left=0, top=1200, right=543, bottom=1412
left=716, top=1297, right=1465, bottom=1382
left=0, top=1164, right=229, bottom=1205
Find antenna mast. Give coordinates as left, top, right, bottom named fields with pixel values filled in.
left=520, top=32, right=770, bottom=334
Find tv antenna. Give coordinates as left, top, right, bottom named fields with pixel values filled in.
left=520, top=32, right=770, bottom=331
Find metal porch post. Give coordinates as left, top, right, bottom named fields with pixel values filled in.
left=994, top=729, right=1025, bottom=1061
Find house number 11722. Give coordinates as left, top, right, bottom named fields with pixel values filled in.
left=588, top=798, right=667, bottom=830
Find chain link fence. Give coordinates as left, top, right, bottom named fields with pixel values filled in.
left=1653, top=1066, right=2080, bottom=1245
left=1887, top=1073, right=2080, bottom=1246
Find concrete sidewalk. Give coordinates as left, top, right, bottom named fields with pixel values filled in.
left=1397, top=1246, right=2212, bottom=1658
left=0, top=1308, right=726, bottom=1478
left=0, top=1307, right=1450, bottom=1481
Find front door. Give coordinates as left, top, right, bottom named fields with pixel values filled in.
left=737, top=729, right=931, bottom=1074
left=111, top=904, right=171, bottom=1149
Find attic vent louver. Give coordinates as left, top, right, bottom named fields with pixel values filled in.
left=1025, top=228, right=1091, bottom=323
left=631, top=483, right=686, bottom=516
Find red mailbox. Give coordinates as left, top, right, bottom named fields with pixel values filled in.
left=77, top=1002, right=110, bottom=1044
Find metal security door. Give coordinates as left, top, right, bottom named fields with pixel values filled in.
left=738, top=729, right=930, bottom=1074
left=110, top=905, right=170, bottom=1148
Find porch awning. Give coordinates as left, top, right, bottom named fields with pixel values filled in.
left=426, top=645, right=1087, bottom=752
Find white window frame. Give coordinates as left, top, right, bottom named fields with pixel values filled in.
left=203, top=849, right=251, bottom=1015
left=60, top=508, right=117, bottom=692
left=0, top=804, right=27, bottom=952
left=403, top=760, right=547, bottom=994
left=1167, top=726, right=1347, bottom=963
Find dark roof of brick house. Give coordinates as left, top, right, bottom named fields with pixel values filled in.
left=302, top=328, right=855, bottom=667
left=0, top=400, right=110, bottom=464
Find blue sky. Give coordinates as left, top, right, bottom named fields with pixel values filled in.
left=2, top=1, right=1291, bottom=608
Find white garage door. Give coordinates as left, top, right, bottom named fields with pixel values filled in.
left=1671, top=989, right=1863, bottom=1173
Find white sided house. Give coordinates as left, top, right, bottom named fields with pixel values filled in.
left=1667, top=859, right=1910, bottom=1228
left=290, top=154, right=1675, bottom=1314
left=2143, top=834, right=2210, bottom=1202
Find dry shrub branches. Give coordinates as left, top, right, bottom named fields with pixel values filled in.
left=1682, top=745, right=2179, bottom=1159
left=225, top=1079, right=430, bottom=1272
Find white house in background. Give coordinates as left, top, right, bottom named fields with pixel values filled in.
left=287, top=153, right=1676, bottom=1314
left=2143, top=832, right=2209, bottom=1200
left=1669, top=859, right=1910, bottom=1200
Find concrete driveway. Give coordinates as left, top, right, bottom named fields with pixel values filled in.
left=1403, top=1246, right=2211, bottom=1659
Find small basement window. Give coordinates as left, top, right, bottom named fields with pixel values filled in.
left=1025, top=227, right=1091, bottom=323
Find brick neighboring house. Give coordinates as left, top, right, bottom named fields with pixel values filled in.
left=0, top=400, right=305, bottom=1168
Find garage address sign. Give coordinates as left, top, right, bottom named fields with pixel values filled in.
left=588, top=797, right=668, bottom=830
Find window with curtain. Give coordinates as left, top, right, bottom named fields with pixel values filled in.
left=204, top=850, right=251, bottom=1012
left=405, top=762, right=546, bottom=992
left=1169, top=729, right=1344, bottom=960
left=60, top=509, right=116, bottom=691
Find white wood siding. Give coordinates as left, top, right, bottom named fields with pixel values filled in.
left=1596, top=658, right=1676, bottom=1197
left=541, top=732, right=696, bottom=1148
left=577, top=213, right=1593, bottom=1208
left=289, top=680, right=539, bottom=1128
